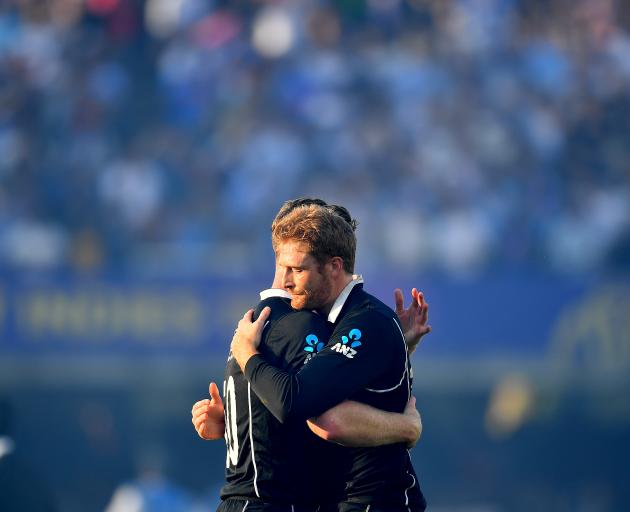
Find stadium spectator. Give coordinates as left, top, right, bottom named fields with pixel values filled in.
left=0, top=0, right=628, bottom=277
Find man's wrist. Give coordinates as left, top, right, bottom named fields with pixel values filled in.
left=406, top=415, right=421, bottom=445
left=235, top=348, right=259, bottom=371
left=243, top=353, right=269, bottom=382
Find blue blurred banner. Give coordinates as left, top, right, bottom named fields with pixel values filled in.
left=1, top=274, right=627, bottom=364
left=0, top=275, right=263, bottom=356
left=371, top=274, right=630, bottom=366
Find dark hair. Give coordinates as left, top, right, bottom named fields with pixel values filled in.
left=328, top=204, right=358, bottom=232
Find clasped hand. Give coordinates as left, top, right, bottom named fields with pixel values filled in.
left=230, top=306, right=271, bottom=371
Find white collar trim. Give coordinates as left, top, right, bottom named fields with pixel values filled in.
left=327, top=275, right=364, bottom=323
left=259, top=288, right=292, bottom=300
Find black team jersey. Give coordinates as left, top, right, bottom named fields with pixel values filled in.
left=244, top=280, right=427, bottom=511
left=220, top=289, right=344, bottom=509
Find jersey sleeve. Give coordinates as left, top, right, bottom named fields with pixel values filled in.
left=244, top=311, right=396, bottom=423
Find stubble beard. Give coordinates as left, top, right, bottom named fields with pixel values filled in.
left=290, top=292, right=311, bottom=311
left=291, top=278, right=331, bottom=312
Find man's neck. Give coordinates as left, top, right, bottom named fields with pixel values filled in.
left=319, top=274, right=353, bottom=317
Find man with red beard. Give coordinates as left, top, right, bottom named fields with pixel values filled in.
left=193, top=199, right=430, bottom=512
left=231, top=202, right=429, bottom=512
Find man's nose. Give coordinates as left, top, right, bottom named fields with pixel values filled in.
left=282, top=269, right=293, bottom=289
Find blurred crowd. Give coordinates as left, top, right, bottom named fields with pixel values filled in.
left=1, top=0, right=629, bottom=278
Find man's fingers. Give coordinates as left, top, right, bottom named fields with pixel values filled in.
left=194, top=412, right=208, bottom=426
left=192, top=400, right=210, bottom=414
left=193, top=414, right=204, bottom=430
left=209, top=382, right=221, bottom=403
left=255, top=306, right=271, bottom=325
left=237, top=307, right=270, bottom=330
left=192, top=408, right=208, bottom=424
left=394, top=288, right=404, bottom=314
left=192, top=399, right=210, bottom=410
left=408, top=288, right=420, bottom=311
left=193, top=414, right=208, bottom=432
left=236, top=309, right=254, bottom=332
left=420, top=302, right=429, bottom=324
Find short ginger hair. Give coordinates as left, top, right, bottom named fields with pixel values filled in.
left=271, top=203, right=357, bottom=274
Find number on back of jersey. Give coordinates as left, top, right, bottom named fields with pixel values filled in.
left=224, top=376, right=239, bottom=467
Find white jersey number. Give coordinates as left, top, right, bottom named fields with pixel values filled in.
left=224, top=376, right=239, bottom=468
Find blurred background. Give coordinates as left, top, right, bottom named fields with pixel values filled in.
left=0, top=0, right=629, bottom=510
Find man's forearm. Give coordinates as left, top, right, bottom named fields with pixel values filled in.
left=307, top=400, right=420, bottom=447
left=245, top=352, right=365, bottom=423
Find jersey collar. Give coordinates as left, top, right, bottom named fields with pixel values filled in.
left=259, top=288, right=292, bottom=300
left=327, top=275, right=364, bottom=324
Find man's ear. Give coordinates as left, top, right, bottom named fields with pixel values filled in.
left=329, top=256, right=344, bottom=276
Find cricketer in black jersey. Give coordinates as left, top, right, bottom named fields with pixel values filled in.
left=244, top=278, right=427, bottom=511
left=220, top=288, right=344, bottom=510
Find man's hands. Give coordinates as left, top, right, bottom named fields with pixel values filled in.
left=230, top=306, right=271, bottom=371
left=394, top=289, right=427, bottom=446
left=394, top=288, right=431, bottom=354
left=191, top=382, right=226, bottom=440
left=191, top=306, right=271, bottom=440
left=403, top=396, right=422, bottom=448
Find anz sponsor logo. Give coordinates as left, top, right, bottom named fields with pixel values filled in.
left=303, top=333, right=324, bottom=364
left=332, top=328, right=362, bottom=359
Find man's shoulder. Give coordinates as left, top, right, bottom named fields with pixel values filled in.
left=255, top=297, right=331, bottom=341
left=344, top=288, right=397, bottom=325
left=273, top=308, right=330, bottom=337
left=255, top=295, right=292, bottom=316
left=258, top=302, right=331, bottom=366
left=331, top=288, right=403, bottom=348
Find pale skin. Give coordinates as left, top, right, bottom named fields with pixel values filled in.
left=192, top=381, right=226, bottom=440
left=395, top=287, right=431, bottom=354
left=307, top=396, right=423, bottom=448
